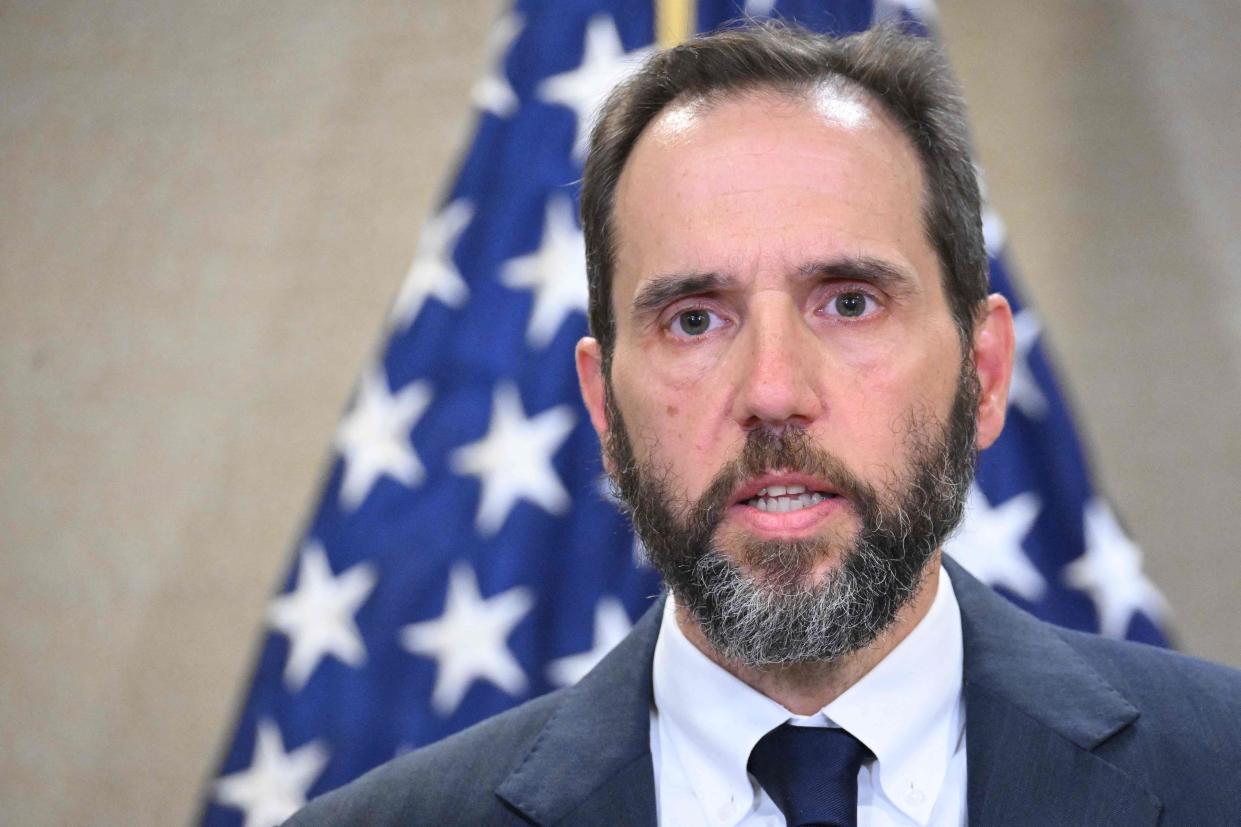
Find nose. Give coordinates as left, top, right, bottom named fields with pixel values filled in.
left=731, top=300, right=825, bottom=431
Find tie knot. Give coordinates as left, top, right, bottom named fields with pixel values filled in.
left=747, top=723, right=873, bottom=827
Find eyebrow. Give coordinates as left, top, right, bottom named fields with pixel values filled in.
left=630, top=272, right=736, bottom=320
left=798, top=256, right=918, bottom=292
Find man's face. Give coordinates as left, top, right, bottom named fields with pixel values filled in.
left=576, top=87, right=1012, bottom=664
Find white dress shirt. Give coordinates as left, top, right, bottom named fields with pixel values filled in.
left=650, top=566, right=967, bottom=827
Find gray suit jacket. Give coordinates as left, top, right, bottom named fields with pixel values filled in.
left=287, top=558, right=1241, bottom=825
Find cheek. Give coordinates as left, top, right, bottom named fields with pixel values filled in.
left=830, top=374, right=906, bottom=464
left=611, top=357, right=735, bottom=481
left=620, top=337, right=732, bottom=424
left=825, top=344, right=952, bottom=470
left=635, top=396, right=710, bottom=459
left=611, top=361, right=692, bottom=445
left=635, top=334, right=729, bottom=393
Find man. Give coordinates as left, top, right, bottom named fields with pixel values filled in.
left=289, top=22, right=1241, bottom=826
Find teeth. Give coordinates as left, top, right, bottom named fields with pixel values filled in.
left=755, top=483, right=806, bottom=498
left=751, top=492, right=827, bottom=512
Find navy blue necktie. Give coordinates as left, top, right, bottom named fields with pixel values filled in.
left=747, top=723, right=873, bottom=827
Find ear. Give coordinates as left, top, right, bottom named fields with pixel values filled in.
left=972, top=293, right=1015, bottom=451
left=575, top=336, right=610, bottom=442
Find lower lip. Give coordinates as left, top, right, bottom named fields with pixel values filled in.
left=724, top=496, right=846, bottom=538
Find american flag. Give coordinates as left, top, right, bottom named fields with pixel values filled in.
left=201, top=2, right=1170, bottom=824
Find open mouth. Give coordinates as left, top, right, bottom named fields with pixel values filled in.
left=741, top=484, right=839, bottom=513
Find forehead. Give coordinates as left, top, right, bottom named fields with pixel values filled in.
left=611, top=86, right=932, bottom=296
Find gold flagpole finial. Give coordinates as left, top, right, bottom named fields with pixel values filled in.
left=655, top=0, right=694, bottom=48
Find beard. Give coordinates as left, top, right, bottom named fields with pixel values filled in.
left=603, top=360, right=980, bottom=669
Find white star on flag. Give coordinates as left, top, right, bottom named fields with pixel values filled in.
left=946, top=484, right=1045, bottom=601
left=472, top=12, right=523, bottom=117
left=743, top=0, right=778, bottom=16
left=546, top=597, right=633, bottom=687
left=1008, top=309, right=1049, bottom=419
left=1065, top=498, right=1168, bottom=638
left=334, top=366, right=432, bottom=511
left=401, top=563, right=534, bottom=716
left=267, top=542, right=377, bottom=691
left=450, top=382, right=575, bottom=536
left=214, top=719, right=328, bottom=827
left=390, top=198, right=474, bottom=331
left=537, top=15, right=651, bottom=162
left=501, top=194, right=588, bottom=348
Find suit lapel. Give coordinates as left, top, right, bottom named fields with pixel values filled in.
left=496, top=596, right=663, bottom=826
left=945, top=558, right=1161, bottom=826
left=498, top=563, right=1166, bottom=826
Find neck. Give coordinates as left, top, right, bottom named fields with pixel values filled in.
left=674, top=554, right=942, bottom=715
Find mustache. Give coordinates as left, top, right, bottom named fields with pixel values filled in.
left=690, top=427, right=880, bottom=533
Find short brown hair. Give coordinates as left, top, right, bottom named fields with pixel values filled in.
left=580, top=21, right=987, bottom=368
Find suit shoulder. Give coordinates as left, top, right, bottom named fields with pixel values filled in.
left=285, top=691, right=564, bottom=826
left=1057, top=628, right=1241, bottom=754
left=1052, top=631, right=1241, bottom=816
left=1057, top=627, right=1241, bottom=705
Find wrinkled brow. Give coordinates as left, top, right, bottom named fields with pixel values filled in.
left=630, top=272, right=735, bottom=319
left=798, top=256, right=918, bottom=292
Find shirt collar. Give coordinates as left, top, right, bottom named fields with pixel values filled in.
left=653, top=592, right=789, bottom=824
left=824, top=566, right=964, bottom=822
left=651, top=565, right=964, bottom=826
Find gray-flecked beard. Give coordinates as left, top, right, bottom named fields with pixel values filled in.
left=603, top=362, right=979, bottom=669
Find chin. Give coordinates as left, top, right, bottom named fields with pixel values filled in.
left=726, top=534, right=854, bottom=594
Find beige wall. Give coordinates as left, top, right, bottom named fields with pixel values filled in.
left=939, top=0, right=1241, bottom=660
left=1, top=2, right=1237, bottom=824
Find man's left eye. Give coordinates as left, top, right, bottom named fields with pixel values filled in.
left=826, top=291, right=876, bottom=319
left=671, top=308, right=724, bottom=337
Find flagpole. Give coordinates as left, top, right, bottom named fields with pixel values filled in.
left=656, top=0, right=694, bottom=48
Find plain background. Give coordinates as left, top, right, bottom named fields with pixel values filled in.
left=2, top=1, right=1238, bottom=824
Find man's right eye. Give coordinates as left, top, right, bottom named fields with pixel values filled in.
left=676, top=308, right=715, bottom=336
